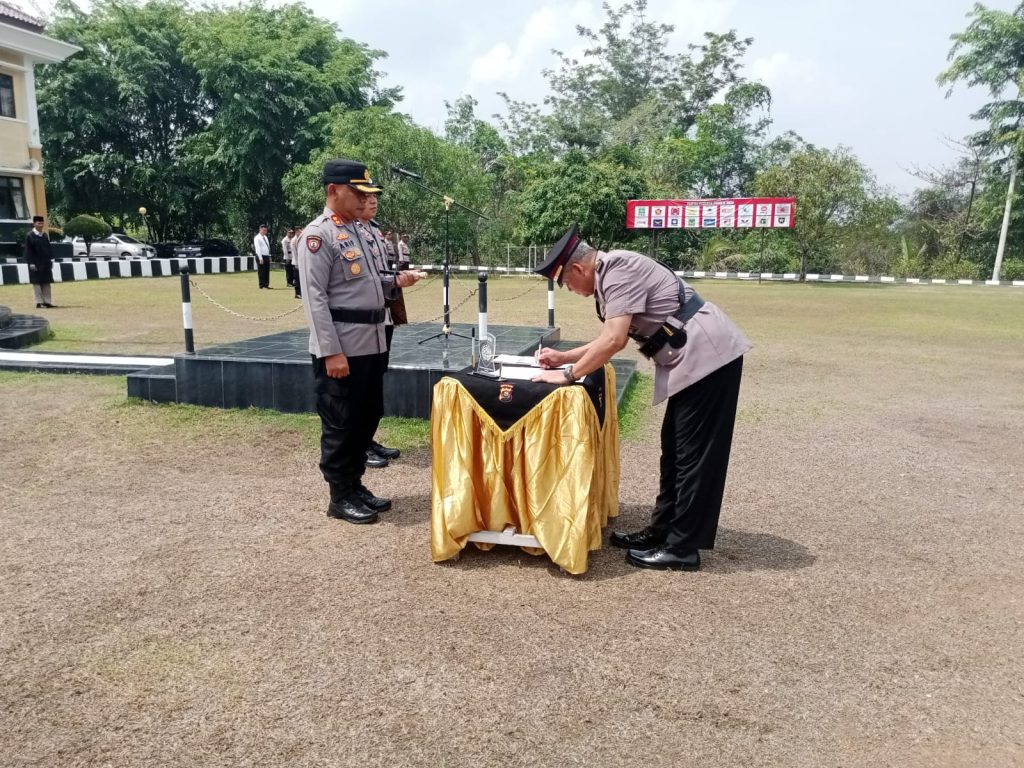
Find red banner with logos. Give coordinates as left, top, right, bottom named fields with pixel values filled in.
left=627, top=198, right=797, bottom=230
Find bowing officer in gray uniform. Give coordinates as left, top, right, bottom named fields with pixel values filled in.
left=297, top=159, right=426, bottom=524
left=532, top=225, right=751, bottom=571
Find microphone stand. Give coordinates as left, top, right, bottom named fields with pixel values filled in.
left=391, top=170, right=488, bottom=366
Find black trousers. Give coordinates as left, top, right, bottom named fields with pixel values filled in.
left=284, top=263, right=294, bottom=286
left=313, top=352, right=387, bottom=495
left=383, top=324, right=394, bottom=370
left=652, top=356, right=743, bottom=550
left=257, top=259, right=270, bottom=288
left=294, top=270, right=302, bottom=298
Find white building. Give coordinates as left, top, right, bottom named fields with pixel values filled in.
left=0, top=1, right=78, bottom=241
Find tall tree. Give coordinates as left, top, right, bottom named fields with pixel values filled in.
left=939, top=2, right=1024, bottom=279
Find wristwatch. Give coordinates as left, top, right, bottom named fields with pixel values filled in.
left=563, top=365, right=578, bottom=383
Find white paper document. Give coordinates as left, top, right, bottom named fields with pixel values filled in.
left=498, top=365, right=586, bottom=383
left=493, top=354, right=540, bottom=367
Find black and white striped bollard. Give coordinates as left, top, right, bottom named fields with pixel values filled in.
left=180, top=268, right=195, bottom=353
left=478, top=271, right=488, bottom=341
left=547, top=277, right=555, bottom=327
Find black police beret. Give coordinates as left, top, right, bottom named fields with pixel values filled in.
left=322, top=159, right=383, bottom=192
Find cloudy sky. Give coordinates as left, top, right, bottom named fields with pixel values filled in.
left=295, top=0, right=1014, bottom=195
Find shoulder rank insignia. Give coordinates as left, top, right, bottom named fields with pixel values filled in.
left=306, top=235, right=322, bottom=253
left=330, top=214, right=344, bottom=227
left=342, top=249, right=361, bottom=261
left=498, top=383, right=514, bottom=403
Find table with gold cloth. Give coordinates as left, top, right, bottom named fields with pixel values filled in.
left=430, top=364, right=620, bottom=574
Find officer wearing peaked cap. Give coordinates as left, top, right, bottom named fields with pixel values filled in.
left=532, top=224, right=751, bottom=571
left=297, top=159, right=426, bottom=524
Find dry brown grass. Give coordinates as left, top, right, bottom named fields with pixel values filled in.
left=1, top=278, right=1023, bottom=767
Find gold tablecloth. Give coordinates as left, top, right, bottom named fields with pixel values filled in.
left=430, top=364, right=620, bottom=574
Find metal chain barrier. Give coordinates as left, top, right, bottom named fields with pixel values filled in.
left=399, top=274, right=440, bottom=294
left=493, top=283, right=541, bottom=303
left=189, top=278, right=306, bottom=322
left=424, top=287, right=479, bottom=324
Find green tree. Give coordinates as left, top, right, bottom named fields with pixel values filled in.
left=754, top=146, right=897, bottom=278
left=939, top=2, right=1024, bottom=279
left=284, top=108, right=491, bottom=264
left=516, top=150, right=647, bottom=249
left=63, top=214, right=112, bottom=257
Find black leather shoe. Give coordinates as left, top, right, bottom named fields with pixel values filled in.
left=365, top=451, right=388, bottom=468
left=36, top=303, right=43, bottom=308
left=626, top=545, right=700, bottom=571
left=327, top=495, right=379, bottom=524
left=610, top=526, right=665, bottom=550
left=369, top=440, right=400, bottom=460
left=355, top=485, right=391, bottom=512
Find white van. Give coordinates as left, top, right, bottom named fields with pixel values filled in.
left=72, top=234, right=156, bottom=259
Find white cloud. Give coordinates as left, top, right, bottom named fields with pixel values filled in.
left=655, top=0, right=737, bottom=46
left=466, top=1, right=598, bottom=87
left=751, top=51, right=851, bottom=106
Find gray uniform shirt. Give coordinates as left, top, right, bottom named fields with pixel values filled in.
left=297, top=207, right=398, bottom=358
left=595, top=249, right=751, bottom=404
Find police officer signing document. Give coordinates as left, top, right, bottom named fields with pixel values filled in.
left=532, top=225, right=751, bottom=571
left=297, top=159, right=425, bottom=524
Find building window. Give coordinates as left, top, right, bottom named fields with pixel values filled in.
left=0, top=177, right=28, bottom=220
left=0, top=74, right=14, bottom=119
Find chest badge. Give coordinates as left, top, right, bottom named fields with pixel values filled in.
left=342, top=249, right=361, bottom=261
left=498, top=383, right=514, bottom=403
left=336, top=232, right=350, bottom=241
left=350, top=263, right=362, bottom=276
left=306, top=236, right=322, bottom=253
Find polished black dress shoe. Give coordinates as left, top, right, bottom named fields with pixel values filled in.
left=327, top=495, right=379, bottom=524
left=369, top=440, right=400, bottom=460
left=355, top=485, right=391, bottom=512
left=365, top=451, right=389, bottom=468
left=43, top=303, right=56, bottom=308
left=626, top=545, right=700, bottom=571
left=610, top=526, right=665, bottom=550
left=36, top=303, right=44, bottom=308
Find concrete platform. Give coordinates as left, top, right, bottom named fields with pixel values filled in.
left=127, top=323, right=637, bottom=418
left=0, top=305, right=50, bottom=349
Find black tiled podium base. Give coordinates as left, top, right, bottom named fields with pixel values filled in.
left=132, top=323, right=576, bottom=418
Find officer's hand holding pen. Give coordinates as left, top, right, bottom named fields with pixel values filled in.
left=535, top=347, right=563, bottom=369
left=325, top=352, right=350, bottom=378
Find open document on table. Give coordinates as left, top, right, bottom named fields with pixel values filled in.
left=493, top=355, right=586, bottom=383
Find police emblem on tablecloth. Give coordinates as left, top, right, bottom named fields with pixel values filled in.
left=306, top=236, right=322, bottom=253
left=498, top=383, right=514, bottom=403
left=342, top=249, right=360, bottom=261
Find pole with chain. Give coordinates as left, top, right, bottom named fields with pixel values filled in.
left=180, top=268, right=195, bottom=353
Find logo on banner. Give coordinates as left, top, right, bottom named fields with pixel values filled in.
left=775, top=215, right=791, bottom=227
left=669, top=216, right=681, bottom=227
left=756, top=203, right=773, bottom=216
left=652, top=217, right=665, bottom=228
left=668, top=205, right=682, bottom=218
left=756, top=215, right=772, bottom=227
left=634, top=216, right=650, bottom=228
left=685, top=217, right=700, bottom=228
left=634, top=205, right=649, bottom=217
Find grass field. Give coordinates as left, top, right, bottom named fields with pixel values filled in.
left=1, top=274, right=1023, bottom=767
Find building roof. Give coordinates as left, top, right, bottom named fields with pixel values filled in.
left=0, top=1, right=43, bottom=34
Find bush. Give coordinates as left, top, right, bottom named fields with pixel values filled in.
left=929, top=256, right=983, bottom=281
left=48, top=226, right=64, bottom=241
left=63, top=214, right=112, bottom=256
left=1000, top=258, right=1024, bottom=281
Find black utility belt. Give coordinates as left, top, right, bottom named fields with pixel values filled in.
left=633, top=294, right=706, bottom=359
left=329, top=307, right=385, bottom=324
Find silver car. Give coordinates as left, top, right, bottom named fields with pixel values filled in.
left=73, top=234, right=157, bottom=259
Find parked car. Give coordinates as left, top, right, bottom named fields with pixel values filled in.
left=72, top=234, right=156, bottom=259
left=172, top=238, right=239, bottom=258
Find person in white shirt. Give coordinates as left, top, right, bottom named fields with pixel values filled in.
left=398, top=234, right=411, bottom=270
left=290, top=226, right=303, bottom=299
left=281, top=227, right=295, bottom=286
left=253, top=224, right=272, bottom=289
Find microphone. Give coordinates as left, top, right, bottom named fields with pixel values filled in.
left=391, top=166, right=422, bottom=180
